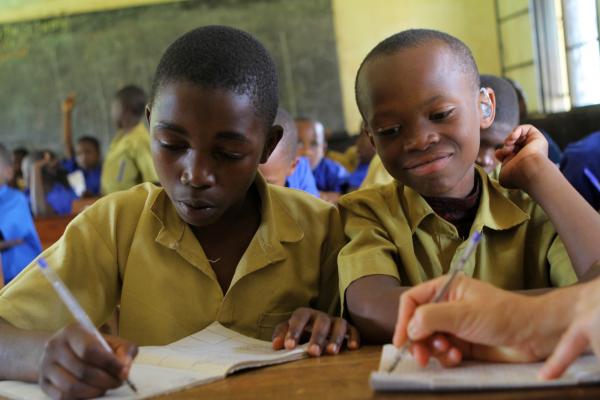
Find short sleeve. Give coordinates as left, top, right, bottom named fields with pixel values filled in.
left=548, top=234, right=578, bottom=287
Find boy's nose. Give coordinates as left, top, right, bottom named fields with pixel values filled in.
left=182, top=154, right=216, bottom=188
left=402, top=129, right=439, bottom=152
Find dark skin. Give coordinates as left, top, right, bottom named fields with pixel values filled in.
left=349, top=41, right=495, bottom=344
left=0, top=82, right=359, bottom=400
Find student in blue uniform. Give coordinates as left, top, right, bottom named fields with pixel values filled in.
left=259, top=108, right=319, bottom=197
left=296, top=117, right=348, bottom=202
left=0, top=144, right=42, bottom=284
left=560, top=131, right=600, bottom=210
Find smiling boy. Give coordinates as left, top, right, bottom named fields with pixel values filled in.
left=338, top=29, right=580, bottom=343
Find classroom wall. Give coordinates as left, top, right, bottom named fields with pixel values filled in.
left=331, top=0, right=502, bottom=132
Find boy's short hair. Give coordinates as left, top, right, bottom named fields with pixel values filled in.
left=274, top=108, right=298, bottom=162
left=0, top=144, right=11, bottom=167
left=480, top=75, right=519, bottom=129
left=77, top=136, right=101, bottom=153
left=114, top=85, right=147, bottom=118
left=355, top=29, right=480, bottom=117
left=150, top=25, right=279, bottom=128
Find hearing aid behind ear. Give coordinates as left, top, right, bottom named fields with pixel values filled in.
left=480, top=88, right=492, bottom=118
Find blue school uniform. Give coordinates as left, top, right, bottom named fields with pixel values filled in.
left=46, top=183, right=78, bottom=215
left=0, top=185, right=42, bottom=283
left=346, top=162, right=370, bottom=190
left=541, top=130, right=563, bottom=164
left=61, top=158, right=102, bottom=196
left=560, top=131, right=600, bottom=210
left=312, top=158, right=349, bottom=192
left=285, top=157, right=319, bottom=197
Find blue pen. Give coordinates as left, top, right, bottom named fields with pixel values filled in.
left=583, top=168, right=600, bottom=193
left=387, top=231, right=483, bottom=373
left=36, top=258, right=137, bottom=393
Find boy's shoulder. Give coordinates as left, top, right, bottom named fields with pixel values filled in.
left=0, top=185, right=29, bottom=207
left=82, top=182, right=162, bottom=222
left=268, top=183, right=335, bottom=216
left=338, top=181, right=398, bottom=217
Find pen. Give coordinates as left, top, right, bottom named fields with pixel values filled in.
left=583, top=168, right=600, bottom=194
left=36, top=258, right=137, bottom=393
left=387, top=230, right=482, bottom=373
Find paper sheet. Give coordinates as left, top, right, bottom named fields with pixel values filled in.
left=371, top=344, right=600, bottom=391
left=0, top=322, right=306, bottom=399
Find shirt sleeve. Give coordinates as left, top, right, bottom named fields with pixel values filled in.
left=0, top=211, right=121, bottom=331
left=337, top=194, right=401, bottom=313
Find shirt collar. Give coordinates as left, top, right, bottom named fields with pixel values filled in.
left=400, top=166, right=529, bottom=234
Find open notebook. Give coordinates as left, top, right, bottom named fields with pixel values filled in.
left=0, top=322, right=307, bottom=400
left=371, top=344, right=600, bottom=391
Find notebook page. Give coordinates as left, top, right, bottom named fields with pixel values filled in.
left=371, top=344, right=600, bottom=391
left=136, top=321, right=307, bottom=375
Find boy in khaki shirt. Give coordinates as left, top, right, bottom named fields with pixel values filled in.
left=0, top=26, right=358, bottom=399
left=339, top=29, right=587, bottom=343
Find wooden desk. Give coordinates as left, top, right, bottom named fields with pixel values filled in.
left=157, top=346, right=600, bottom=400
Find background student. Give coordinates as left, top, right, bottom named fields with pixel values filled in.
left=296, top=117, right=349, bottom=202
left=8, top=147, right=28, bottom=190
left=0, top=144, right=42, bottom=285
left=23, top=150, right=78, bottom=217
left=338, top=29, right=581, bottom=344
left=560, top=131, right=600, bottom=210
left=0, top=26, right=358, bottom=400
left=61, top=94, right=102, bottom=197
left=259, top=107, right=319, bottom=197
left=100, top=85, right=158, bottom=195
left=345, top=125, right=376, bottom=191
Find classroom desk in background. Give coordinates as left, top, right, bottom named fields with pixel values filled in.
left=158, top=346, right=600, bottom=400
left=34, top=215, right=75, bottom=249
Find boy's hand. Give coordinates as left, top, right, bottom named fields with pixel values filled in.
left=39, top=324, right=137, bottom=400
left=62, top=94, right=76, bottom=114
left=271, top=308, right=360, bottom=356
left=393, top=275, right=546, bottom=367
left=495, top=124, right=549, bottom=190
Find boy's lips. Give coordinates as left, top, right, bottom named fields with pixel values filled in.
left=403, top=153, right=453, bottom=176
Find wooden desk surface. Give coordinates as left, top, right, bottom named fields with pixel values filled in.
left=157, top=346, right=600, bottom=400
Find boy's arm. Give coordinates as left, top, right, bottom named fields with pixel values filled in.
left=62, top=94, right=76, bottom=161
left=30, top=155, right=53, bottom=218
left=0, top=318, right=49, bottom=381
left=346, top=275, right=410, bottom=343
left=497, top=125, right=600, bottom=279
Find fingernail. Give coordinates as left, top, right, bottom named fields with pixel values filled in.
left=433, top=338, right=444, bottom=350
left=407, top=320, right=417, bottom=338
left=285, top=338, right=295, bottom=349
left=329, top=343, right=338, bottom=353
left=309, top=344, right=321, bottom=356
left=350, top=340, right=358, bottom=349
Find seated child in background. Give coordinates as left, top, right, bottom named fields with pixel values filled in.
left=22, top=150, right=78, bottom=217
left=560, top=131, right=600, bottom=210
left=346, top=123, right=376, bottom=190
left=101, top=85, right=159, bottom=195
left=476, top=74, right=520, bottom=177
left=296, top=117, right=349, bottom=202
left=0, top=26, right=358, bottom=399
left=258, top=107, right=319, bottom=197
left=61, top=94, right=102, bottom=197
left=8, top=147, right=28, bottom=190
left=339, top=29, right=582, bottom=343
left=0, top=144, right=42, bottom=285
left=507, top=78, right=562, bottom=164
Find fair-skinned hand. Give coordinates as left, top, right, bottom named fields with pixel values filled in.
left=540, top=278, right=600, bottom=379
left=39, top=324, right=137, bottom=400
left=392, top=275, right=553, bottom=368
left=495, top=124, right=549, bottom=190
left=62, top=94, right=76, bottom=114
left=272, top=307, right=360, bottom=357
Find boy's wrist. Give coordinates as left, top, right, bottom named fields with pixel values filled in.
left=517, top=154, right=556, bottom=193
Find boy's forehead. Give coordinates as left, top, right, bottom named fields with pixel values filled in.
left=359, top=43, right=474, bottom=117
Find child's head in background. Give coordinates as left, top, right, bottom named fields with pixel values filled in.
left=76, top=136, right=101, bottom=171
left=0, top=144, right=14, bottom=185
left=21, top=150, right=69, bottom=190
left=296, top=117, right=326, bottom=169
left=477, top=75, right=519, bottom=174
left=355, top=29, right=495, bottom=198
left=146, top=25, right=282, bottom=229
left=111, top=85, right=147, bottom=131
left=259, top=107, right=299, bottom=187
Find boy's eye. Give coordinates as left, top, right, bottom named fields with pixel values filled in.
left=159, top=141, right=188, bottom=151
left=217, top=150, right=244, bottom=161
left=376, top=125, right=402, bottom=137
left=430, top=109, right=454, bottom=121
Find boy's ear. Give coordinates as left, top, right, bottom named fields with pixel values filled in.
left=365, top=124, right=376, bottom=147
left=145, top=105, right=152, bottom=127
left=260, top=124, right=284, bottom=163
left=479, top=87, right=496, bottom=130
